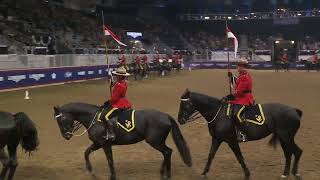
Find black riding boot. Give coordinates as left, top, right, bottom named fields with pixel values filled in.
left=105, top=120, right=116, bottom=141
left=232, top=105, right=248, bottom=142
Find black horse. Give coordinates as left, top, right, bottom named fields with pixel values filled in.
left=53, top=102, right=192, bottom=180
left=0, top=111, right=39, bottom=180
left=178, top=89, right=303, bottom=179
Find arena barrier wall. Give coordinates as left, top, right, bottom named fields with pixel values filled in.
left=0, top=65, right=119, bottom=90
left=0, top=54, right=164, bottom=91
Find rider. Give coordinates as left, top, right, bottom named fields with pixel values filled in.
left=119, top=55, right=128, bottom=71
left=135, top=56, right=143, bottom=70
left=99, top=66, right=132, bottom=141
left=226, top=57, right=254, bottom=142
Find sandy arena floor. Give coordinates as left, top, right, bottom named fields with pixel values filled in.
left=0, top=69, right=319, bottom=180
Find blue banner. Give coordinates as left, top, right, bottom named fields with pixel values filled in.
left=0, top=65, right=117, bottom=90
left=185, top=61, right=306, bottom=70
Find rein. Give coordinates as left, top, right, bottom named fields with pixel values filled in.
left=55, top=111, right=99, bottom=137
left=180, top=98, right=223, bottom=125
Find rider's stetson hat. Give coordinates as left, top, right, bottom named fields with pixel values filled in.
left=112, top=66, right=131, bottom=76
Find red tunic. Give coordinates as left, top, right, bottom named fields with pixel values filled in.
left=142, top=56, right=148, bottom=63
left=111, top=80, right=132, bottom=109
left=120, top=58, right=126, bottom=65
left=231, top=71, right=254, bottom=106
left=135, top=57, right=141, bottom=64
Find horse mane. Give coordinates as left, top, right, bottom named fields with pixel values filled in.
left=189, top=92, right=221, bottom=109
left=14, top=112, right=39, bottom=153
left=60, top=102, right=99, bottom=114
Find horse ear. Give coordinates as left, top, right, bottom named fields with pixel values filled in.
left=53, top=106, right=59, bottom=113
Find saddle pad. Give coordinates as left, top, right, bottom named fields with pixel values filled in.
left=116, top=109, right=135, bottom=132
left=227, top=104, right=266, bottom=125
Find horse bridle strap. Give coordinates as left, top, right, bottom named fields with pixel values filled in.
left=180, top=98, right=223, bottom=124
left=55, top=111, right=99, bottom=137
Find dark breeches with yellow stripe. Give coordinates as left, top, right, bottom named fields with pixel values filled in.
left=98, top=106, right=121, bottom=122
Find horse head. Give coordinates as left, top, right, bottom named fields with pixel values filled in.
left=54, top=106, right=75, bottom=140
left=178, top=89, right=222, bottom=125
left=178, top=89, right=198, bottom=125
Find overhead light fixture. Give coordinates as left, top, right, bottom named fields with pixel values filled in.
left=297, top=13, right=302, bottom=16
left=291, top=41, right=295, bottom=44
left=204, top=16, right=210, bottom=20
left=275, top=41, right=280, bottom=44
left=228, top=16, right=232, bottom=20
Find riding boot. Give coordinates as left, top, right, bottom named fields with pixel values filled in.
left=232, top=105, right=248, bottom=142
left=104, top=120, right=116, bottom=141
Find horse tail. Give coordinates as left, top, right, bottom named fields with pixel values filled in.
left=268, top=133, right=279, bottom=149
left=14, top=112, right=39, bottom=153
left=169, top=116, right=192, bottom=167
left=295, top=108, right=303, bottom=118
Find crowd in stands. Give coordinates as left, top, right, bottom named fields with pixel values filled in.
left=0, top=1, right=320, bottom=58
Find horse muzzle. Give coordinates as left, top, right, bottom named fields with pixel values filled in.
left=63, top=132, right=73, bottom=140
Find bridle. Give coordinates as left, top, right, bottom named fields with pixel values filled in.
left=180, top=98, right=223, bottom=124
left=55, top=111, right=99, bottom=137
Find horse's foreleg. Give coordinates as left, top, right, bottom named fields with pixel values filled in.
left=227, top=141, right=250, bottom=178
left=6, top=146, right=18, bottom=180
left=103, top=145, right=116, bottom=180
left=201, top=137, right=222, bottom=177
left=84, top=143, right=101, bottom=174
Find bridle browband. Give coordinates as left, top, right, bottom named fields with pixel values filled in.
left=180, top=98, right=223, bottom=124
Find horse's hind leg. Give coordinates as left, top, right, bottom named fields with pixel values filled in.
left=147, top=141, right=172, bottom=179
left=279, top=139, right=293, bottom=178
left=84, top=143, right=101, bottom=174
left=146, top=128, right=172, bottom=179
left=0, top=149, right=9, bottom=179
left=291, top=142, right=302, bottom=177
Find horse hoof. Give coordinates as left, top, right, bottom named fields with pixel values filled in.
left=200, top=173, right=208, bottom=179
left=280, top=175, right=288, bottom=179
left=161, top=175, right=170, bottom=180
left=293, top=174, right=302, bottom=180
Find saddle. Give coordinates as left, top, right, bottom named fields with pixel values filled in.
left=115, top=109, right=136, bottom=132
left=227, top=104, right=266, bottom=125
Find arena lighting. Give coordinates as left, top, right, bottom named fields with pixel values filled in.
left=275, top=41, right=280, bottom=44
left=291, top=41, right=295, bottom=44
left=204, top=16, right=210, bottom=20
left=297, top=13, right=302, bottom=16
left=227, top=16, right=232, bottom=20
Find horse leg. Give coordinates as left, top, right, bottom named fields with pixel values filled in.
left=102, top=145, right=116, bottom=180
left=291, top=142, right=303, bottom=177
left=148, top=141, right=172, bottom=179
left=84, top=143, right=101, bottom=174
left=201, top=137, right=222, bottom=177
left=0, top=149, right=9, bottom=179
left=279, top=139, right=293, bottom=178
left=227, top=140, right=250, bottom=178
left=145, top=126, right=172, bottom=179
left=6, top=145, right=18, bottom=180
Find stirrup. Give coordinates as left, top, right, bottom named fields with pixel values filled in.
left=237, top=131, right=248, bottom=142
left=103, top=131, right=116, bottom=141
